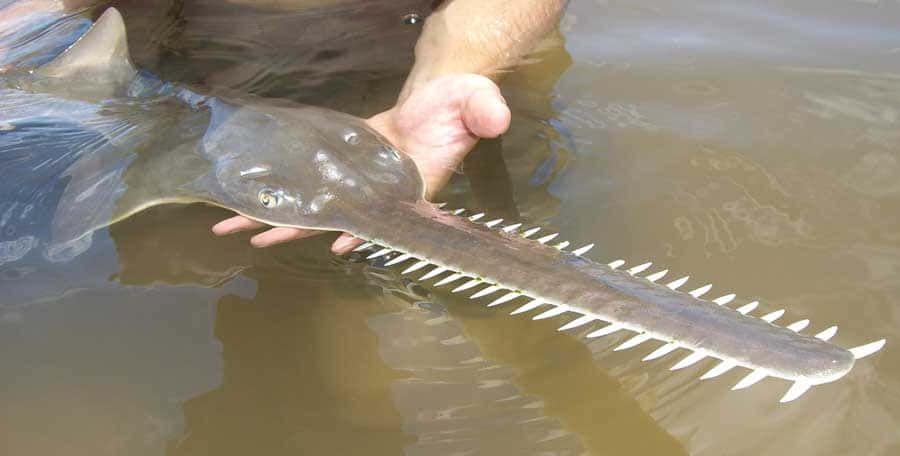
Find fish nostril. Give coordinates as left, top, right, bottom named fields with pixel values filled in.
left=377, top=146, right=402, bottom=162
left=385, top=147, right=402, bottom=161
left=258, top=189, right=282, bottom=208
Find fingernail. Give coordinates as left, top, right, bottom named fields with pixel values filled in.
left=211, top=222, right=228, bottom=235
left=331, top=236, right=356, bottom=254
left=250, top=235, right=269, bottom=248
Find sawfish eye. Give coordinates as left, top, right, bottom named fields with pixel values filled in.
left=258, top=188, right=282, bottom=208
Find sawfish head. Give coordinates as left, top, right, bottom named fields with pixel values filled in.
left=197, top=98, right=426, bottom=231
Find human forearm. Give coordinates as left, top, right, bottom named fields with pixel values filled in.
left=399, top=0, right=567, bottom=100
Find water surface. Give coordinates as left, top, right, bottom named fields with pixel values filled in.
left=2, top=1, right=899, bottom=455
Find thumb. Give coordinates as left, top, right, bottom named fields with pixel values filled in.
left=462, top=84, right=511, bottom=139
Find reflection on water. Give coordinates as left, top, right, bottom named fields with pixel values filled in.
left=144, top=0, right=432, bottom=115
left=3, top=0, right=900, bottom=455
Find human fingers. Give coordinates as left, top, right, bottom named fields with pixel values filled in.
left=331, top=232, right=365, bottom=255
left=213, top=214, right=326, bottom=248
left=462, top=85, right=510, bottom=139
left=250, top=226, right=322, bottom=247
left=212, top=215, right=267, bottom=236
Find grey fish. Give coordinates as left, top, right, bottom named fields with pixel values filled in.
left=1, top=7, right=884, bottom=403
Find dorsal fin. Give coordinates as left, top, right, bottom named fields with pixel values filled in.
left=37, top=8, right=135, bottom=85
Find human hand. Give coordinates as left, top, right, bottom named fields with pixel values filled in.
left=211, top=74, right=511, bottom=254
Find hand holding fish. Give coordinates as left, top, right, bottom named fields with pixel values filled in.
left=212, top=0, right=567, bottom=252
left=211, top=73, right=510, bottom=253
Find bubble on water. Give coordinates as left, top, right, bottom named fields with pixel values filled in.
left=402, top=13, right=422, bottom=25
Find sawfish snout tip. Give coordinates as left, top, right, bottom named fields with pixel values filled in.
left=809, top=338, right=886, bottom=385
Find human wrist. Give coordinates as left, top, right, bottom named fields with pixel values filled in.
left=399, top=0, right=566, bottom=101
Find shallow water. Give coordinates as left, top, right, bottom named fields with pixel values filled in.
left=2, top=1, right=899, bottom=455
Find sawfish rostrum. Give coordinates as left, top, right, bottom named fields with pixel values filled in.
left=1, top=8, right=884, bottom=403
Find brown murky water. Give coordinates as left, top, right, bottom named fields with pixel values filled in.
left=2, top=1, right=899, bottom=455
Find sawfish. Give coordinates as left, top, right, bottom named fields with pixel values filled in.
left=0, top=7, right=885, bottom=403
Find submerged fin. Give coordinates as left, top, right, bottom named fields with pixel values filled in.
left=50, top=104, right=217, bottom=245
left=0, top=86, right=218, bottom=246
left=36, top=8, right=135, bottom=85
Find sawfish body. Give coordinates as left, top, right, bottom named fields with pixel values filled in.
left=0, top=7, right=884, bottom=402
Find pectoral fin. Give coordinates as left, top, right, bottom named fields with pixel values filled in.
left=50, top=121, right=218, bottom=246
